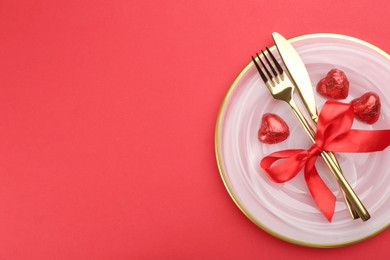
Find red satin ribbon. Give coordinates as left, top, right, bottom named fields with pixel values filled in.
left=260, top=100, right=390, bottom=221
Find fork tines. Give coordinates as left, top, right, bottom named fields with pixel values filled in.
left=251, top=48, right=284, bottom=85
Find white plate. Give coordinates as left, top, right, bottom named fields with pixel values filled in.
left=215, top=34, right=390, bottom=247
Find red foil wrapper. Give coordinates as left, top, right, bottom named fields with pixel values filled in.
left=258, top=113, right=289, bottom=144
left=316, top=69, right=349, bottom=99
left=351, top=92, right=381, bottom=124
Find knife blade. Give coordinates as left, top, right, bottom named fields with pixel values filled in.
left=272, top=32, right=361, bottom=220
left=272, top=32, right=318, bottom=122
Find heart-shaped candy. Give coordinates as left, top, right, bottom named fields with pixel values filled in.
left=351, top=92, right=381, bottom=124
left=258, top=113, right=289, bottom=144
left=316, top=69, right=349, bottom=99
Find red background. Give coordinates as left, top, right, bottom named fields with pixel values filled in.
left=0, top=0, right=389, bottom=259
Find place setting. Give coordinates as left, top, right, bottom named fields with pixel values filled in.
left=215, top=32, right=390, bottom=247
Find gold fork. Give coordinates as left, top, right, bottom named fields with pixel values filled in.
left=252, top=49, right=370, bottom=221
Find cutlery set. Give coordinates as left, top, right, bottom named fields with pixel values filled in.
left=252, top=32, right=370, bottom=221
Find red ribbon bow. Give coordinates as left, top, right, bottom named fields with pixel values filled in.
left=260, top=100, right=390, bottom=221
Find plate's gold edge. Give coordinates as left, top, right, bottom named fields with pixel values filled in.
left=214, top=33, right=390, bottom=248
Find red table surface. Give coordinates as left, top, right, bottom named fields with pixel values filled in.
left=0, top=0, right=389, bottom=259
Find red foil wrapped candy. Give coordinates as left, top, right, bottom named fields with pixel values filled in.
left=316, top=68, right=349, bottom=99
left=258, top=113, right=289, bottom=144
left=351, top=92, right=381, bottom=124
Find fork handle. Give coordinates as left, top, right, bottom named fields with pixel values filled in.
left=289, top=99, right=370, bottom=221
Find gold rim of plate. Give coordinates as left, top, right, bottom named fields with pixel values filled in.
left=214, top=33, right=390, bottom=248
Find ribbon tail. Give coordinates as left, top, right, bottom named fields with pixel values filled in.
left=304, top=156, right=336, bottom=222
left=326, top=129, right=390, bottom=152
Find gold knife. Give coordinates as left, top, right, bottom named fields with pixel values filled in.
left=272, top=32, right=365, bottom=220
